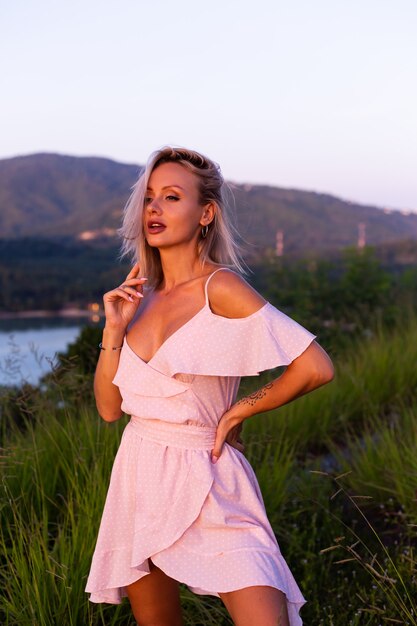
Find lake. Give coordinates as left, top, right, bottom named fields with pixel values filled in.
left=0, top=316, right=104, bottom=387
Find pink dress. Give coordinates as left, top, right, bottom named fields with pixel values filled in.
left=85, top=267, right=316, bottom=625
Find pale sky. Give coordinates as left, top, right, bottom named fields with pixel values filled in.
left=1, top=0, right=417, bottom=211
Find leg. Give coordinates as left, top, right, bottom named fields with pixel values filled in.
left=219, top=585, right=290, bottom=626
left=126, top=557, right=184, bottom=626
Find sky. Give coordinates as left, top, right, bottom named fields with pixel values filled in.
left=1, top=0, right=417, bottom=212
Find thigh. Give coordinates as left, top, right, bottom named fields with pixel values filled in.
left=125, top=557, right=184, bottom=626
left=219, top=585, right=290, bottom=626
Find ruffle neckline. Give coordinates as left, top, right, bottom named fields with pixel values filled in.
left=112, top=302, right=316, bottom=398
left=124, top=300, right=270, bottom=366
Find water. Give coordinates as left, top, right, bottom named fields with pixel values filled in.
left=0, top=317, right=103, bottom=388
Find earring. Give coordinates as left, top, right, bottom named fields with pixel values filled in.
left=201, top=224, right=209, bottom=238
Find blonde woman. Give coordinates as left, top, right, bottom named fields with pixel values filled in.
left=85, top=147, right=334, bottom=626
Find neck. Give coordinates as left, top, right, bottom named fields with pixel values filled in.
left=158, top=244, right=205, bottom=293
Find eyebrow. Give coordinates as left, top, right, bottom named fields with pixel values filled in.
left=146, top=185, right=185, bottom=191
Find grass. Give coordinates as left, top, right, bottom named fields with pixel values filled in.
left=1, top=316, right=417, bottom=624
left=242, top=311, right=417, bottom=457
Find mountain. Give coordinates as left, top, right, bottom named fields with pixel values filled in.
left=230, top=185, right=417, bottom=256
left=0, top=153, right=139, bottom=238
left=1, top=153, right=416, bottom=255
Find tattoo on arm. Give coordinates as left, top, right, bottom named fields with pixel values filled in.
left=236, top=381, right=274, bottom=407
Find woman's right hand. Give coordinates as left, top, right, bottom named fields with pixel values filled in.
left=103, top=263, right=147, bottom=330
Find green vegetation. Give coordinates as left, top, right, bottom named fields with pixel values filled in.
left=1, top=153, right=417, bottom=248
left=1, top=249, right=417, bottom=624
left=1, top=320, right=416, bottom=624
left=252, top=245, right=417, bottom=354
left=0, top=153, right=136, bottom=238
left=0, top=238, right=122, bottom=312
left=2, top=237, right=417, bottom=326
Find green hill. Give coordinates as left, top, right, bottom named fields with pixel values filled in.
left=1, top=153, right=417, bottom=255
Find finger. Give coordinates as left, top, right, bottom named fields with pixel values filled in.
left=125, top=262, right=141, bottom=280
left=211, top=435, right=226, bottom=463
left=119, top=285, right=144, bottom=299
left=122, top=277, right=148, bottom=286
left=120, top=279, right=147, bottom=293
left=113, top=288, right=140, bottom=303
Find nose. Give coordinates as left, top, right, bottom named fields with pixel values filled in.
left=147, top=199, right=162, bottom=214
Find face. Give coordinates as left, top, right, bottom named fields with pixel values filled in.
left=143, top=162, right=214, bottom=249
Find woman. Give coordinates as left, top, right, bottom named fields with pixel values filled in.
left=85, top=146, right=334, bottom=626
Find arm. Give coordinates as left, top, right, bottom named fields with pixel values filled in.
left=207, top=270, right=334, bottom=459
left=231, top=339, right=334, bottom=423
left=94, top=325, right=126, bottom=422
left=95, top=263, right=147, bottom=422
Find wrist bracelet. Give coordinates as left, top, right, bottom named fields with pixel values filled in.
left=98, top=342, right=123, bottom=351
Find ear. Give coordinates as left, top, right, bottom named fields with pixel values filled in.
left=200, top=201, right=216, bottom=226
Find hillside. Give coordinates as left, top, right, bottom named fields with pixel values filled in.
left=1, top=153, right=417, bottom=254
left=0, top=153, right=139, bottom=238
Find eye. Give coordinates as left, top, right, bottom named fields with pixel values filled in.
left=144, top=197, right=153, bottom=204
left=166, top=195, right=180, bottom=201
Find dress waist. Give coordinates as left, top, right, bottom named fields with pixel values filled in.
left=129, top=415, right=216, bottom=450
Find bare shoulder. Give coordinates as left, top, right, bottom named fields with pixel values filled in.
left=206, top=268, right=267, bottom=318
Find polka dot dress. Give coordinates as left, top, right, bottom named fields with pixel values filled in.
left=85, top=268, right=317, bottom=625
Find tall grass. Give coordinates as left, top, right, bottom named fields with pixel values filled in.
left=1, top=315, right=417, bottom=624
left=1, top=405, right=231, bottom=625
left=242, top=311, right=417, bottom=456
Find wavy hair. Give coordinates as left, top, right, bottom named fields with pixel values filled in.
left=116, top=146, right=248, bottom=288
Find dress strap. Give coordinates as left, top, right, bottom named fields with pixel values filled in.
left=204, top=267, right=231, bottom=306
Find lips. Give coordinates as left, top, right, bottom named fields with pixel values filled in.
left=147, top=220, right=166, bottom=234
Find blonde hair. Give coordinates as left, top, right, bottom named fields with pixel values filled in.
left=116, top=146, right=248, bottom=288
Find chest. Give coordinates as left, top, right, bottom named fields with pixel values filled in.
left=126, top=295, right=205, bottom=363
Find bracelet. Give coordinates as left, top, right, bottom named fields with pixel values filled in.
left=98, top=342, right=123, bottom=351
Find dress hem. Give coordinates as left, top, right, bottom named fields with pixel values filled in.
left=88, top=559, right=306, bottom=626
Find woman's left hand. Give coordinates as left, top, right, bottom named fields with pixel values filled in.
left=211, top=412, right=245, bottom=463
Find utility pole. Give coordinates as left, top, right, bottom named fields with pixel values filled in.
left=276, top=230, right=284, bottom=256
left=358, top=222, right=366, bottom=249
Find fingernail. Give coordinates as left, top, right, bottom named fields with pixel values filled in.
left=140, top=277, right=148, bottom=280
left=211, top=455, right=219, bottom=464
left=136, top=292, right=144, bottom=297
left=128, top=296, right=133, bottom=302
